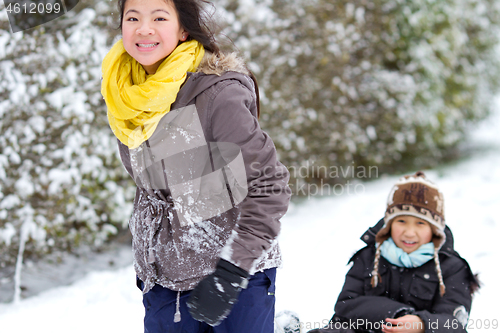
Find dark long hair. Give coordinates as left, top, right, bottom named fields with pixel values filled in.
left=117, top=0, right=260, bottom=117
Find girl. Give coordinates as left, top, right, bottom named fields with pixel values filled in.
left=308, top=172, right=478, bottom=333
left=101, top=0, right=291, bottom=332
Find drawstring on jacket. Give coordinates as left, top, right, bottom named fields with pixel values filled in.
left=174, top=291, right=181, bottom=322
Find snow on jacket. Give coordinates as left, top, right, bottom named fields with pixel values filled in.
left=334, top=219, right=477, bottom=333
left=118, top=52, right=291, bottom=294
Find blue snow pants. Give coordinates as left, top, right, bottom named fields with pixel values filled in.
left=138, top=268, right=276, bottom=333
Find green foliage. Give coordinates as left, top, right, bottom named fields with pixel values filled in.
left=216, top=0, right=500, bottom=188
left=0, top=0, right=132, bottom=267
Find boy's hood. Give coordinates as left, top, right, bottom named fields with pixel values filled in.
left=361, top=218, right=456, bottom=256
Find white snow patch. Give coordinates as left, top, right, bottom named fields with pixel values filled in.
left=215, top=281, right=224, bottom=293
left=0, top=223, right=16, bottom=246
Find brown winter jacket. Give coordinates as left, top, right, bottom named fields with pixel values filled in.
left=118, top=52, right=291, bottom=294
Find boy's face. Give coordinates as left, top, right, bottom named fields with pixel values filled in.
left=390, top=215, right=433, bottom=253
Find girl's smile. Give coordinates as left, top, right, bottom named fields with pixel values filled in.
left=136, top=41, right=160, bottom=50
left=122, top=0, right=188, bottom=75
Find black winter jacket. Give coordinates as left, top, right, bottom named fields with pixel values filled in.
left=334, top=219, right=477, bottom=333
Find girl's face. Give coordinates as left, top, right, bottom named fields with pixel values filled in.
left=122, top=0, right=187, bottom=75
left=390, top=215, right=433, bottom=253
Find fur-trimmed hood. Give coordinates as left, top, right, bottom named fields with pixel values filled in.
left=196, top=51, right=250, bottom=76
left=172, top=51, right=256, bottom=108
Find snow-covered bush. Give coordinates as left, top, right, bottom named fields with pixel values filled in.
left=2, top=0, right=500, bottom=269
left=216, top=0, right=500, bottom=187
left=0, top=1, right=133, bottom=268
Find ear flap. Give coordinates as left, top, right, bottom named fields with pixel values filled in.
left=429, top=224, right=446, bottom=251
left=375, top=218, right=393, bottom=245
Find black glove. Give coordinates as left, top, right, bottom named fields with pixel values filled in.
left=187, top=259, right=249, bottom=326
left=393, top=307, right=416, bottom=318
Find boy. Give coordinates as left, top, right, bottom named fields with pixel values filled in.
left=309, top=172, right=478, bottom=333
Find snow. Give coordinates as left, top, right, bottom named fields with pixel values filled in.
left=215, top=279, right=225, bottom=293
left=0, top=194, right=21, bottom=210
left=0, top=222, right=16, bottom=246
left=0, top=266, right=144, bottom=333
left=0, top=102, right=499, bottom=331
left=276, top=97, right=500, bottom=329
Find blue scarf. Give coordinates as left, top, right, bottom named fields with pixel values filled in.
left=380, top=238, right=435, bottom=268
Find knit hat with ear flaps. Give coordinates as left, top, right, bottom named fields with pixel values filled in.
left=371, top=171, right=447, bottom=296
left=376, top=171, right=446, bottom=249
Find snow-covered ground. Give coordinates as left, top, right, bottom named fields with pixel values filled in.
left=276, top=97, right=500, bottom=331
left=1, top=98, right=499, bottom=332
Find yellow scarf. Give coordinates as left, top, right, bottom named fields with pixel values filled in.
left=101, top=39, right=205, bottom=148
